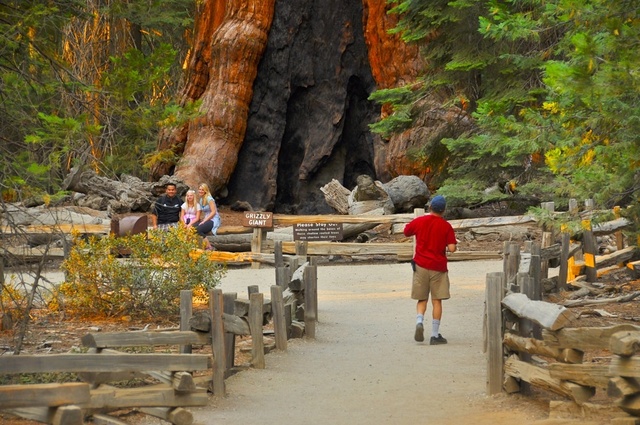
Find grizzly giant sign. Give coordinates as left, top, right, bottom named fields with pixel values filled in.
left=242, top=212, right=273, bottom=228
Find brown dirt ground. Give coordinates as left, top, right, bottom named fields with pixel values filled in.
left=1, top=207, right=638, bottom=424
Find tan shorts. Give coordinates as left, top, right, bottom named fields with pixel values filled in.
left=411, top=265, right=451, bottom=301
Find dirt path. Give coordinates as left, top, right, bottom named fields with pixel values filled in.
left=143, top=260, right=595, bottom=425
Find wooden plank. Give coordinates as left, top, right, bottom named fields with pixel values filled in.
left=81, top=330, right=210, bottom=348
left=84, top=386, right=208, bottom=409
left=91, top=413, right=129, bottom=425
left=273, top=214, right=412, bottom=225
left=610, top=356, right=640, bottom=378
left=501, top=293, right=575, bottom=331
left=0, top=354, right=210, bottom=374
left=282, top=241, right=413, bottom=256
left=547, top=362, right=611, bottom=387
left=7, top=406, right=84, bottom=425
left=0, top=382, right=89, bottom=408
left=139, top=407, right=194, bottom=425
left=502, top=333, right=583, bottom=363
left=596, top=246, right=637, bottom=269
left=504, top=355, right=595, bottom=403
left=543, top=325, right=640, bottom=351
left=1, top=224, right=109, bottom=235
left=274, top=213, right=536, bottom=230
left=5, top=246, right=66, bottom=259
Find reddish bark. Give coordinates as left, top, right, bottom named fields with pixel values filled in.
left=153, top=0, right=275, bottom=191
left=152, top=0, right=225, bottom=179
left=361, top=0, right=421, bottom=93
left=361, top=0, right=427, bottom=180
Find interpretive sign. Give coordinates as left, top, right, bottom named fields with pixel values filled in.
left=293, top=223, right=343, bottom=241
left=242, top=212, right=273, bottom=228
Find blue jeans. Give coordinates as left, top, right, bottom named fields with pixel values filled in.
left=196, top=216, right=220, bottom=237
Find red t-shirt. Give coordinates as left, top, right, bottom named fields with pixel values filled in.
left=403, top=214, right=457, bottom=272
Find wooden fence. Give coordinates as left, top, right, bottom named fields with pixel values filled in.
left=2, top=212, right=534, bottom=265
left=0, top=258, right=318, bottom=425
left=485, top=216, right=639, bottom=423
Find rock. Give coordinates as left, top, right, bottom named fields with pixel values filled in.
left=231, top=201, right=253, bottom=212
left=348, top=176, right=394, bottom=215
left=382, top=175, right=429, bottom=213
left=352, top=175, right=386, bottom=202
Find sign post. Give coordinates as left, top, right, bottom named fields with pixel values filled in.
left=242, top=212, right=273, bottom=269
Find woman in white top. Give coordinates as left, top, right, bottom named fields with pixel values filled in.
left=180, top=189, right=201, bottom=228
left=196, top=183, right=221, bottom=250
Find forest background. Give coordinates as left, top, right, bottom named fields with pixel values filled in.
left=0, top=0, right=638, bottom=238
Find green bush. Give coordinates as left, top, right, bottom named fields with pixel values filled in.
left=59, top=225, right=225, bottom=318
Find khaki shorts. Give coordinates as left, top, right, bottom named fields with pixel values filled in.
left=411, top=264, right=451, bottom=301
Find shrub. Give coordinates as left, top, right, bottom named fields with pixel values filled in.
left=59, top=225, right=226, bottom=318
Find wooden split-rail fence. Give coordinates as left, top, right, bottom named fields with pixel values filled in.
left=0, top=257, right=318, bottom=425
left=485, top=208, right=639, bottom=423
left=1, top=211, right=540, bottom=266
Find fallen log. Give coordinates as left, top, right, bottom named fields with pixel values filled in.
left=562, top=291, right=640, bottom=308
left=595, top=246, right=637, bottom=269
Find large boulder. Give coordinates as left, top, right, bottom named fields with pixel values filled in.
left=382, top=175, right=429, bottom=213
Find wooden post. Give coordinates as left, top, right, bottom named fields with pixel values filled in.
left=529, top=245, right=542, bottom=301
left=179, top=290, right=192, bottom=354
left=209, top=289, right=226, bottom=396
left=251, top=227, right=265, bottom=269
left=581, top=219, right=598, bottom=282
left=568, top=198, right=578, bottom=215
left=223, top=292, right=237, bottom=370
left=295, top=241, right=308, bottom=265
left=541, top=232, right=552, bottom=279
left=249, top=292, right=265, bottom=369
left=274, top=240, right=284, bottom=268
left=275, top=267, right=289, bottom=288
left=504, top=242, right=520, bottom=287
left=486, top=272, right=505, bottom=395
left=304, top=265, right=317, bottom=339
left=558, top=225, right=570, bottom=291
left=248, top=285, right=259, bottom=296
left=270, top=285, right=287, bottom=351
left=614, top=206, right=625, bottom=266
left=517, top=273, right=533, bottom=395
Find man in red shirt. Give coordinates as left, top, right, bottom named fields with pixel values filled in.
left=403, top=195, right=457, bottom=345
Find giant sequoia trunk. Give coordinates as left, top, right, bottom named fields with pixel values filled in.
left=152, top=0, right=428, bottom=213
